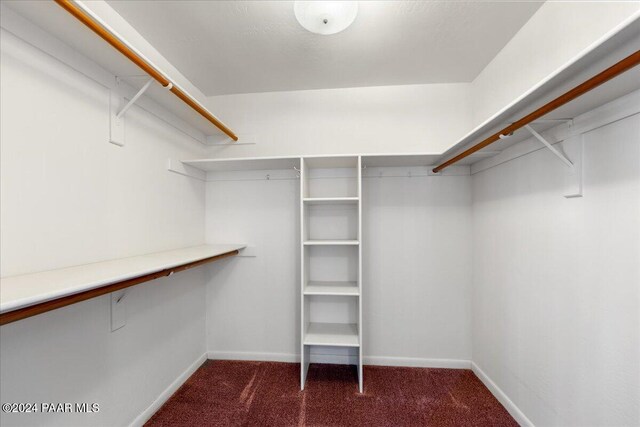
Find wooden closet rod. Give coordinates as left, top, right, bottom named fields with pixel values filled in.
left=54, top=0, right=239, bottom=141
left=433, top=49, right=640, bottom=173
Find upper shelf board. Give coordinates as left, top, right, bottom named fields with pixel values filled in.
left=182, top=152, right=495, bottom=172
left=183, top=156, right=302, bottom=171
left=360, top=153, right=497, bottom=167
left=0, top=244, right=246, bottom=314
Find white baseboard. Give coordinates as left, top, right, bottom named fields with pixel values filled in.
left=471, top=362, right=534, bottom=427
left=365, top=356, right=471, bottom=369
left=208, top=350, right=357, bottom=365
left=208, top=351, right=470, bottom=369
left=130, top=353, right=207, bottom=427
left=208, top=350, right=299, bottom=363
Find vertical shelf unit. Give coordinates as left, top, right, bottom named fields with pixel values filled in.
left=300, top=156, right=363, bottom=392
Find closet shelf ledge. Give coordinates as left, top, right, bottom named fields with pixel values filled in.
left=0, top=244, right=246, bottom=324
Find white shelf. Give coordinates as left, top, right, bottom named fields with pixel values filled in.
left=303, top=197, right=359, bottom=205
left=184, top=153, right=445, bottom=172
left=361, top=153, right=441, bottom=167
left=303, top=240, right=359, bottom=246
left=182, top=156, right=301, bottom=171
left=304, top=322, right=359, bottom=347
left=304, top=281, right=359, bottom=296
left=0, top=244, right=246, bottom=314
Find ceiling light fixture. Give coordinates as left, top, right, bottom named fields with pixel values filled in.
left=294, top=1, right=358, bottom=35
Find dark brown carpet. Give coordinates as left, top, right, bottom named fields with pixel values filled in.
left=145, top=360, right=517, bottom=426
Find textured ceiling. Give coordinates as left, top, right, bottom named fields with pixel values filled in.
left=107, top=1, right=543, bottom=96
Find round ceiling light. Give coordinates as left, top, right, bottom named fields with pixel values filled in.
left=294, top=1, right=358, bottom=35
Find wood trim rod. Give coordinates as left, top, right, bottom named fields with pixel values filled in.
left=54, top=0, right=239, bottom=141
left=0, top=250, right=239, bottom=326
left=433, top=49, right=640, bottom=173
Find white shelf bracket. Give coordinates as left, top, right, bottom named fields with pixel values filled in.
left=237, top=246, right=257, bottom=257
left=116, top=78, right=155, bottom=119
left=167, top=158, right=206, bottom=181
left=109, top=90, right=125, bottom=146
left=109, top=77, right=155, bottom=147
left=523, top=124, right=582, bottom=198
left=524, top=124, right=573, bottom=168
left=561, top=134, right=583, bottom=198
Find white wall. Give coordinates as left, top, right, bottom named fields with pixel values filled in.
left=471, top=112, right=640, bottom=426
left=204, top=168, right=472, bottom=365
left=0, top=20, right=209, bottom=427
left=205, top=174, right=299, bottom=359
left=363, top=170, right=472, bottom=363
left=205, top=83, right=472, bottom=158
left=471, top=1, right=640, bottom=128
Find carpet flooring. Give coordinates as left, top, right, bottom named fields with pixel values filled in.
left=146, top=360, right=517, bottom=426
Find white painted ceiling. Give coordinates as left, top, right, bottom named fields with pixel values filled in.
left=107, top=1, right=543, bottom=96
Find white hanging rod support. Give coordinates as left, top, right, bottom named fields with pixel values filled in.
left=117, top=78, right=155, bottom=119
left=524, top=124, right=573, bottom=168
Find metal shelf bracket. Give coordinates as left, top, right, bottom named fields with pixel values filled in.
left=524, top=124, right=573, bottom=168
left=109, top=77, right=155, bottom=147
left=116, top=78, right=154, bottom=119
left=523, top=124, right=582, bottom=198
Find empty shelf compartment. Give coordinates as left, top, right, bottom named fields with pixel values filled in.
left=304, top=281, right=359, bottom=296
left=304, top=322, right=359, bottom=347
left=303, top=197, right=359, bottom=205
left=304, top=240, right=359, bottom=246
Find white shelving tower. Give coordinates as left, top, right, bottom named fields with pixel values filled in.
left=300, top=156, right=363, bottom=392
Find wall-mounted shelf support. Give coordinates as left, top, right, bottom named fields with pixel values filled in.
left=523, top=124, right=582, bottom=198
left=109, top=90, right=125, bottom=146
left=116, top=77, right=154, bottom=119
left=562, top=134, right=583, bottom=198
left=110, top=77, right=156, bottom=146
left=167, top=158, right=206, bottom=181
left=524, top=124, right=574, bottom=168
